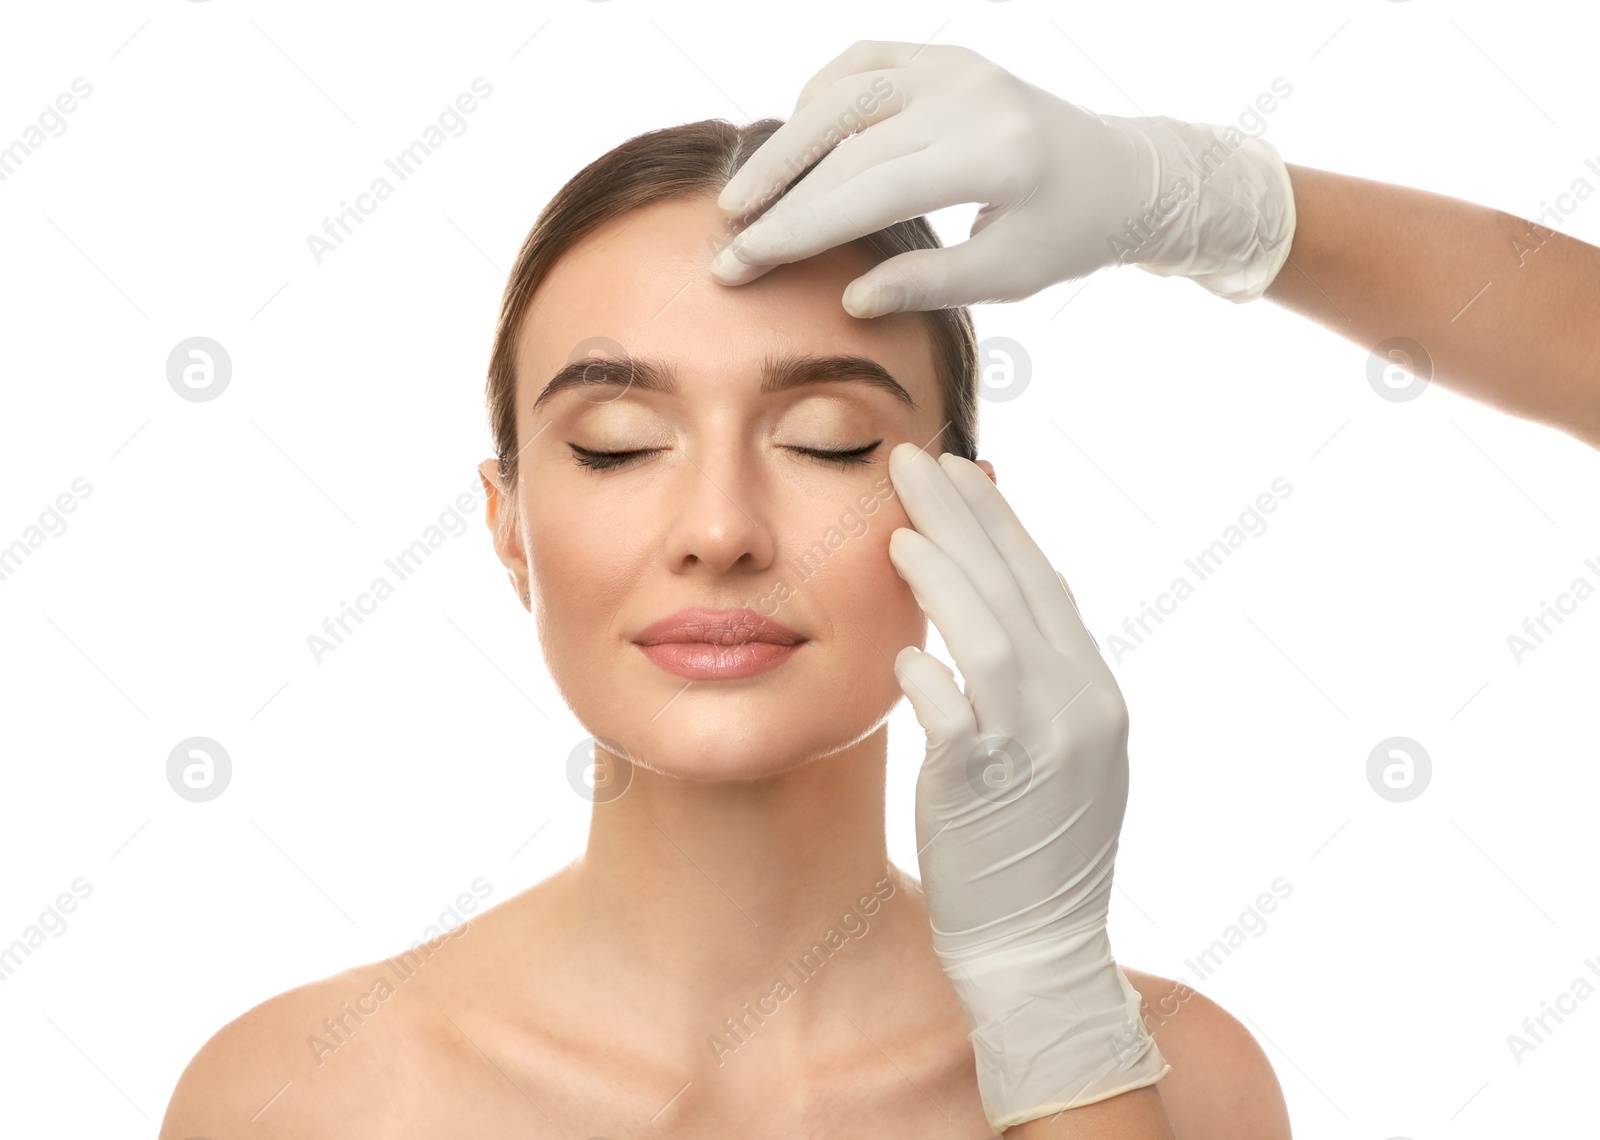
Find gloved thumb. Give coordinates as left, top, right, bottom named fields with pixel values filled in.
left=842, top=247, right=970, bottom=316
left=842, top=232, right=1032, bottom=317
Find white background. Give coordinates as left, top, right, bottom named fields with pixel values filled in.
left=2, top=0, right=1597, bottom=1136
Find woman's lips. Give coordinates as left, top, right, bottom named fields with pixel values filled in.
left=632, top=606, right=806, bottom=678
left=637, top=640, right=804, bottom=680
left=633, top=605, right=802, bottom=647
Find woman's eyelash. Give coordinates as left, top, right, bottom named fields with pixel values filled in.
left=567, top=445, right=647, bottom=472
left=567, top=441, right=883, bottom=472
left=806, top=441, right=883, bottom=467
left=567, top=446, right=654, bottom=471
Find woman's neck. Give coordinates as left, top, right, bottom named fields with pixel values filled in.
left=542, top=723, right=944, bottom=1075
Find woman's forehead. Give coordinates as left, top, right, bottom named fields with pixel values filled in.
left=519, top=196, right=938, bottom=408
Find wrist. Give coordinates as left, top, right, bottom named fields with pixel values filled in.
left=1108, top=114, right=1297, bottom=302
left=936, top=923, right=1170, bottom=1131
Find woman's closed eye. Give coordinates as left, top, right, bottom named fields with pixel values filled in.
left=567, top=441, right=883, bottom=472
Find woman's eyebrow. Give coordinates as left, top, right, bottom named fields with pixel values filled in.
left=531, top=352, right=918, bottom=413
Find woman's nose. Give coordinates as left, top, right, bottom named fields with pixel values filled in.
left=659, top=448, right=778, bottom=575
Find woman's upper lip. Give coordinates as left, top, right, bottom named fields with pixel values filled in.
left=633, top=606, right=804, bottom=646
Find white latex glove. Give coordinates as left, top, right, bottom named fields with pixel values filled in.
left=711, top=40, right=1296, bottom=316
left=885, top=442, right=1169, bottom=1133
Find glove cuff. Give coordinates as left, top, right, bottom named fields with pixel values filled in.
left=1113, top=116, right=1298, bottom=303
left=937, top=924, right=1171, bottom=1133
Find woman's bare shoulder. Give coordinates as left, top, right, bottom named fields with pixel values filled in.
left=157, top=950, right=457, bottom=1140
left=157, top=880, right=571, bottom=1140
left=1119, top=966, right=1292, bottom=1140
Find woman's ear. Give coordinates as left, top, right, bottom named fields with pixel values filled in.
left=974, top=458, right=997, bottom=486
left=478, top=458, right=531, bottom=609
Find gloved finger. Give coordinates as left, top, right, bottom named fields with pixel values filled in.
left=892, top=645, right=974, bottom=754
left=895, top=647, right=996, bottom=856
left=888, top=525, right=1023, bottom=731
left=790, top=39, right=927, bottom=115
left=709, top=128, right=936, bottom=287
left=1055, top=568, right=1082, bottom=616
left=712, top=143, right=969, bottom=289
left=1055, top=569, right=1103, bottom=654
left=715, top=63, right=907, bottom=219
left=839, top=215, right=1057, bottom=316
left=737, top=108, right=937, bottom=220
left=888, top=443, right=1052, bottom=669
left=707, top=246, right=780, bottom=287
left=939, top=453, right=1105, bottom=667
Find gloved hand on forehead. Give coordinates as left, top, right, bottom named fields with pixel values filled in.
left=711, top=40, right=1296, bottom=317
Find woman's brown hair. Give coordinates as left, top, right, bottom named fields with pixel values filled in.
left=485, top=117, right=979, bottom=484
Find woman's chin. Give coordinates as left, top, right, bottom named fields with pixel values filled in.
left=594, top=713, right=892, bottom=783
left=640, top=752, right=805, bottom=782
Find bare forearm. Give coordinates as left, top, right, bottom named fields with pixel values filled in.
left=1002, top=1086, right=1177, bottom=1140
left=1264, top=162, right=1600, bottom=449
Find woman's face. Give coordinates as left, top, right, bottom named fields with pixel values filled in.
left=481, top=195, right=983, bottom=781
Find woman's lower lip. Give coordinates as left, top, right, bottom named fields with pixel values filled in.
left=636, top=641, right=803, bottom=679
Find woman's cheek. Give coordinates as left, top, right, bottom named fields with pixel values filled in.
left=525, top=504, right=592, bottom=651
left=854, top=520, right=928, bottom=650
left=885, top=566, right=929, bottom=651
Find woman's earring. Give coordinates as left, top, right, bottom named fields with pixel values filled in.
left=522, top=591, right=530, bottom=604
